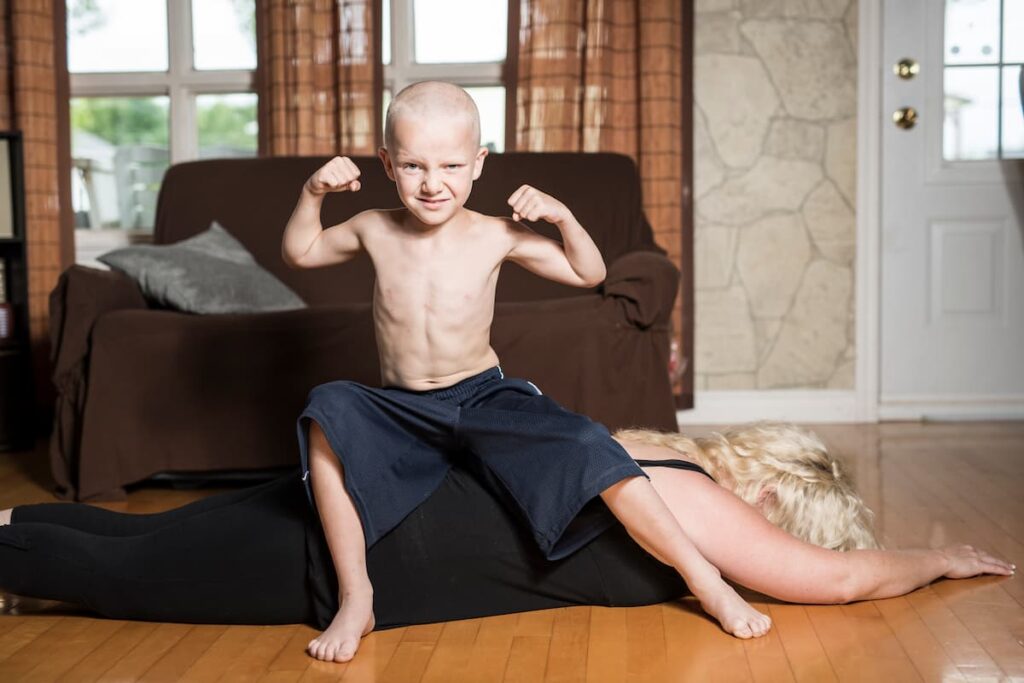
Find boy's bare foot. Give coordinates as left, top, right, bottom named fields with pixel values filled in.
left=0, top=508, right=12, bottom=526
left=691, top=580, right=772, bottom=639
left=307, top=589, right=375, bottom=662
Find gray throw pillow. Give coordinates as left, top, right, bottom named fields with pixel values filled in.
left=98, top=222, right=307, bottom=314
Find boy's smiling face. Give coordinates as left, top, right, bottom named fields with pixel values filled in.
left=379, top=113, right=487, bottom=228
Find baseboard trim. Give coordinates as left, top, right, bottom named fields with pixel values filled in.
left=676, top=390, right=862, bottom=424
left=676, top=391, right=1024, bottom=425
left=878, top=394, right=1024, bottom=421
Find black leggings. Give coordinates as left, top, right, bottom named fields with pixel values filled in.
left=0, top=472, right=315, bottom=625
left=0, top=465, right=691, bottom=630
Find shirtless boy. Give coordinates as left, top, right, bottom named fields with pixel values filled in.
left=281, top=81, right=770, bottom=663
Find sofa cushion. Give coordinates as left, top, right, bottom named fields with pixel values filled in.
left=97, top=222, right=307, bottom=314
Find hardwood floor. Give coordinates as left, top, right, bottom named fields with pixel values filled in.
left=0, top=421, right=1021, bottom=681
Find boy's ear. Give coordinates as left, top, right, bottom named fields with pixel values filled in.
left=472, top=145, right=488, bottom=180
left=378, top=147, right=396, bottom=181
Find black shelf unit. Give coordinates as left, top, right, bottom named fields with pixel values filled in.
left=0, top=130, right=35, bottom=452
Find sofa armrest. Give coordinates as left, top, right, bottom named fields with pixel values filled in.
left=601, top=251, right=680, bottom=329
left=49, top=266, right=148, bottom=381
left=492, top=292, right=677, bottom=432
left=48, top=265, right=147, bottom=499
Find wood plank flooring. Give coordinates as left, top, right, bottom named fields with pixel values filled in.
left=0, top=421, right=1021, bottom=681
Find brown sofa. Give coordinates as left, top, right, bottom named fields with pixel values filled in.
left=48, top=153, right=680, bottom=501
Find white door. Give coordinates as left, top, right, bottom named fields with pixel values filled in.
left=880, top=0, right=1024, bottom=420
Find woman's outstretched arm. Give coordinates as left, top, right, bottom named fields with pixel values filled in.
left=648, top=469, right=1014, bottom=604
left=840, top=545, right=1012, bottom=600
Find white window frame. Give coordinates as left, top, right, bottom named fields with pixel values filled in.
left=383, top=0, right=506, bottom=136
left=71, top=0, right=255, bottom=256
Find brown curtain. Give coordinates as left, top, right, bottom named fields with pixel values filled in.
left=511, top=0, right=693, bottom=407
left=256, top=0, right=383, bottom=155
left=0, top=0, right=73, bottom=426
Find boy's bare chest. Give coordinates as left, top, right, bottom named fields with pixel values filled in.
left=366, top=236, right=505, bottom=314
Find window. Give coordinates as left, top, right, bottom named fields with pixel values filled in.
left=943, top=0, right=1024, bottom=160
left=382, top=0, right=509, bottom=152
left=67, top=0, right=257, bottom=234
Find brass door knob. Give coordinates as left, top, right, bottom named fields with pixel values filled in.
left=893, top=107, right=918, bottom=129
left=894, top=58, right=920, bottom=80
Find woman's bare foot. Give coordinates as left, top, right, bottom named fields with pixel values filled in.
left=691, top=579, right=772, bottom=639
left=0, top=508, right=12, bottom=526
left=307, top=589, right=375, bottom=662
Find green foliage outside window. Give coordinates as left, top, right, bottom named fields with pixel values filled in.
left=71, top=97, right=257, bottom=153
left=71, top=97, right=169, bottom=147
left=197, top=99, right=258, bottom=152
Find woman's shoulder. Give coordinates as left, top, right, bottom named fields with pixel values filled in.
left=613, top=435, right=710, bottom=476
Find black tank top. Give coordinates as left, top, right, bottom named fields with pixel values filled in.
left=304, top=459, right=713, bottom=630
left=633, top=458, right=712, bottom=475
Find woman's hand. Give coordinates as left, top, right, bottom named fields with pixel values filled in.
left=940, top=544, right=1015, bottom=579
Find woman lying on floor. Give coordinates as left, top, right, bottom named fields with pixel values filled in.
left=0, top=422, right=1013, bottom=662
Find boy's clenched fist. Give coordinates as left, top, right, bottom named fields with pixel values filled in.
left=507, top=184, right=570, bottom=224
left=306, top=156, right=362, bottom=195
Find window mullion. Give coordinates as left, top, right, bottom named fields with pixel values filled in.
left=391, top=0, right=415, bottom=94
left=167, top=0, right=196, bottom=162
left=997, top=0, right=1004, bottom=158
left=70, top=72, right=172, bottom=95
left=70, top=71, right=254, bottom=95
left=172, top=84, right=198, bottom=162
left=403, top=62, right=503, bottom=84
left=178, top=71, right=256, bottom=90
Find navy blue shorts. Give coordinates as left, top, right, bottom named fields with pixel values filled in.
left=296, top=366, right=646, bottom=560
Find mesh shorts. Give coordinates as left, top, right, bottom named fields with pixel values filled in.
left=296, top=366, right=646, bottom=560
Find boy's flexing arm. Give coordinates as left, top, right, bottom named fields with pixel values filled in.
left=282, top=156, right=365, bottom=269
left=505, top=185, right=607, bottom=288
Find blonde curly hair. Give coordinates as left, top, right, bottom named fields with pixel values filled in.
left=612, top=421, right=880, bottom=551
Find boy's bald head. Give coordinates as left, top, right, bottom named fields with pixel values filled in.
left=384, top=81, right=481, bottom=152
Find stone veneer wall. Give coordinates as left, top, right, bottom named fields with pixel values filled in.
left=693, top=0, right=858, bottom=390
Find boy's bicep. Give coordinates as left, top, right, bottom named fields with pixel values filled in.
left=321, top=216, right=363, bottom=255
left=296, top=213, right=365, bottom=268
left=505, top=221, right=589, bottom=287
